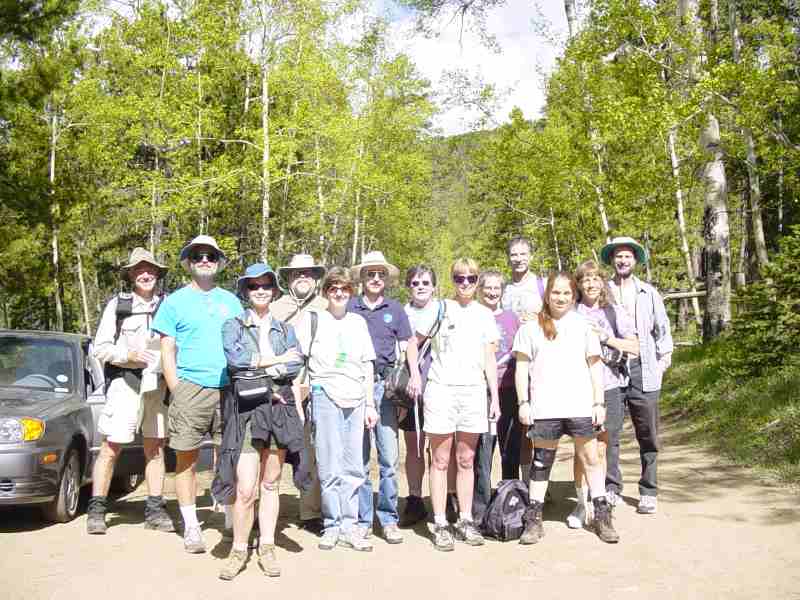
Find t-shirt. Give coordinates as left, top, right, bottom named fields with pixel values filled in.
left=502, top=273, right=544, bottom=317
left=404, top=301, right=441, bottom=338
left=152, top=285, right=244, bottom=388
left=347, top=296, right=413, bottom=373
left=575, top=302, right=636, bottom=391
left=295, top=310, right=376, bottom=408
left=511, top=310, right=601, bottom=419
left=427, top=300, right=499, bottom=387
left=493, top=309, right=520, bottom=389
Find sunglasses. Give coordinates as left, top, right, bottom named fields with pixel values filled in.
left=410, top=280, right=432, bottom=288
left=365, top=270, right=387, bottom=281
left=292, top=269, right=316, bottom=279
left=190, top=251, right=219, bottom=263
left=246, top=282, right=274, bottom=291
left=453, top=274, right=478, bottom=285
left=327, top=285, right=351, bottom=296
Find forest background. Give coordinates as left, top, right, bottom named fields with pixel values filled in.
left=1, top=0, right=799, bottom=477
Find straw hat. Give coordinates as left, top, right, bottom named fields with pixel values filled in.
left=277, top=254, right=326, bottom=282
left=120, top=247, right=167, bottom=280
left=350, top=251, right=400, bottom=284
left=179, top=234, right=228, bottom=271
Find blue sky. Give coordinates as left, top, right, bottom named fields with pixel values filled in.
left=374, top=1, right=572, bottom=134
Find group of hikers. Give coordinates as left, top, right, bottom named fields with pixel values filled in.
left=86, top=232, right=673, bottom=580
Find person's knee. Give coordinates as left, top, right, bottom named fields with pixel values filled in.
left=531, top=447, right=556, bottom=482
left=261, top=479, right=280, bottom=495
left=431, top=450, right=450, bottom=472
left=580, top=444, right=601, bottom=469
left=143, top=439, right=165, bottom=461
left=237, top=483, right=258, bottom=507
left=100, top=441, right=122, bottom=461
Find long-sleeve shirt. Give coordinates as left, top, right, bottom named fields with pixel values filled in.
left=93, top=293, right=161, bottom=368
left=607, top=276, right=673, bottom=392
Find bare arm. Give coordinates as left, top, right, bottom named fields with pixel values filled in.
left=588, top=355, right=606, bottom=426
left=160, top=335, right=178, bottom=392
left=606, top=334, right=640, bottom=356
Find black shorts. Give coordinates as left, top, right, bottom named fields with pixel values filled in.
left=237, top=394, right=303, bottom=453
left=530, top=417, right=594, bottom=441
left=399, top=400, right=424, bottom=432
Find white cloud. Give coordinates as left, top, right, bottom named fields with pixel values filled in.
left=380, top=1, right=571, bottom=135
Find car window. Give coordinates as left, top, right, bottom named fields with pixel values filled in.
left=0, top=336, right=77, bottom=393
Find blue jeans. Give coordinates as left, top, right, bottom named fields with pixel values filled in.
left=312, top=386, right=365, bottom=535
left=357, top=379, right=400, bottom=528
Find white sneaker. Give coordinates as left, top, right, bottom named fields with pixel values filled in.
left=338, top=528, right=373, bottom=552
left=566, top=501, right=586, bottom=529
left=606, top=490, right=620, bottom=507
left=637, top=495, right=657, bottom=514
left=318, top=528, right=339, bottom=550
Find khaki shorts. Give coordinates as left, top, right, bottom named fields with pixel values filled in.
left=98, top=377, right=167, bottom=444
left=168, top=379, right=222, bottom=452
left=423, top=381, right=488, bottom=435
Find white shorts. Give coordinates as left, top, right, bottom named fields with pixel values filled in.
left=422, top=381, right=488, bottom=435
left=98, top=377, right=168, bottom=444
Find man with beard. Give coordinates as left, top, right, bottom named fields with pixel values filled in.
left=602, top=237, right=673, bottom=514
left=87, top=248, right=172, bottom=535
left=153, top=235, right=243, bottom=553
left=270, top=254, right=328, bottom=533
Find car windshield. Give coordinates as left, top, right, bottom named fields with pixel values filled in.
left=0, top=336, right=77, bottom=393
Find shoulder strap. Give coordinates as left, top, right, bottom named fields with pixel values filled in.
left=308, top=311, right=319, bottom=356
left=602, top=304, right=620, bottom=338
left=114, top=294, right=133, bottom=343
left=416, top=300, right=446, bottom=365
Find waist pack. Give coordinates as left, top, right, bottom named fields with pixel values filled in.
left=480, top=479, right=530, bottom=541
left=231, top=368, right=272, bottom=402
left=384, top=300, right=447, bottom=410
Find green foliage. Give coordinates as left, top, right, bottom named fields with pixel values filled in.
left=723, top=225, right=800, bottom=377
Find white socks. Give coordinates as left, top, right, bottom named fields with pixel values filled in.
left=180, top=504, right=199, bottom=528
left=224, top=504, right=234, bottom=529
left=434, top=514, right=447, bottom=527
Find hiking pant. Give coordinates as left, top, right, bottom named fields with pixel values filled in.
left=357, top=379, right=400, bottom=529
left=472, top=387, right=519, bottom=523
left=603, top=387, right=624, bottom=494
left=623, top=359, right=661, bottom=497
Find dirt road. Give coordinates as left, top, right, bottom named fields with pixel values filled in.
left=2, top=415, right=798, bottom=600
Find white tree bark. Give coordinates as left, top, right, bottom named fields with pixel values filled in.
left=76, top=239, right=91, bottom=336
left=48, top=109, right=64, bottom=332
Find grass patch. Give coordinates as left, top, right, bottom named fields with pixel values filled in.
left=662, top=345, right=800, bottom=484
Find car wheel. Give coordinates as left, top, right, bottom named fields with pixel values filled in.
left=43, top=449, right=82, bottom=523
left=111, top=472, right=143, bottom=494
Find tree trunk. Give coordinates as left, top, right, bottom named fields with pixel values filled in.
left=314, top=134, right=326, bottom=256
left=549, top=207, right=563, bottom=271
left=564, top=0, right=578, bottom=40
left=667, top=127, right=702, bottom=325
left=593, top=148, right=611, bottom=241
left=76, top=240, right=92, bottom=336
left=736, top=200, right=748, bottom=288
left=259, top=37, right=270, bottom=263
left=49, top=110, right=64, bottom=332
left=700, top=114, right=732, bottom=340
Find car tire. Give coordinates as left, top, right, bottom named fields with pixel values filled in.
left=111, top=473, right=143, bottom=494
left=43, top=448, right=82, bottom=523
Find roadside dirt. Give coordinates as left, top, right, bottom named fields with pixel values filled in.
left=2, top=414, right=799, bottom=600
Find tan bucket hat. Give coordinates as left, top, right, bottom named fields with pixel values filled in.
left=277, top=254, right=326, bottom=282
left=350, top=250, right=400, bottom=284
left=179, top=234, right=228, bottom=271
left=120, top=247, right=168, bottom=280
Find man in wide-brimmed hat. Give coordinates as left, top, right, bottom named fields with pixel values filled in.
left=602, top=236, right=673, bottom=515
left=270, top=254, right=328, bottom=533
left=152, top=234, right=244, bottom=553
left=88, top=247, right=172, bottom=535
left=348, top=250, right=420, bottom=545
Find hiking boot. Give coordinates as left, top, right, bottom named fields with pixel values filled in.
left=258, top=544, right=281, bottom=577
left=593, top=498, right=620, bottom=543
left=218, top=549, right=248, bottom=581
left=86, top=496, right=108, bottom=535
left=606, top=490, right=620, bottom=507
left=298, top=517, right=324, bottom=536
left=432, top=524, right=455, bottom=552
left=637, top=495, right=657, bottom=514
left=445, top=493, right=459, bottom=523
left=183, top=525, right=206, bottom=554
left=318, top=528, right=339, bottom=550
left=400, top=495, right=428, bottom=527
left=144, top=498, right=175, bottom=532
left=383, top=524, right=404, bottom=544
left=453, top=519, right=484, bottom=546
left=338, top=528, right=373, bottom=552
left=566, top=501, right=586, bottom=529
left=519, top=501, right=544, bottom=545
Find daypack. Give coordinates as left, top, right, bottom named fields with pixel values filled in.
left=480, top=479, right=531, bottom=541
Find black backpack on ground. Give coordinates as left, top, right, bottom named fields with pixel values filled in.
left=480, top=479, right=531, bottom=541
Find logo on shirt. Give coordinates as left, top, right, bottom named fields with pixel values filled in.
left=383, top=313, right=393, bottom=324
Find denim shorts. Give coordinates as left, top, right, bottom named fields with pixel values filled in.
left=529, top=417, right=594, bottom=440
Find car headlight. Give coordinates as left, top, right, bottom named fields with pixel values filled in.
left=0, top=418, right=45, bottom=443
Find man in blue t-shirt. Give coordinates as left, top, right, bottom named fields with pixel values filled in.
left=152, top=234, right=243, bottom=554
left=347, top=251, right=419, bottom=545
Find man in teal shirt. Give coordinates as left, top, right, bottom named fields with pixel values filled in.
left=153, top=234, right=243, bottom=553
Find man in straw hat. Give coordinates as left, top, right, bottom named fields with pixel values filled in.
left=152, top=235, right=244, bottom=553
left=87, top=247, right=172, bottom=535
left=602, top=236, right=673, bottom=515
left=348, top=251, right=420, bottom=545
left=271, top=254, right=328, bottom=533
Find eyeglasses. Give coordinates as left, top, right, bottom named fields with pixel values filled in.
left=327, top=285, right=351, bottom=296
left=246, top=282, right=274, bottom=291
left=292, top=269, right=315, bottom=279
left=410, top=280, right=432, bottom=288
left=364, top=270, right=387, bottom=281
left=190, top=251, right=219, bottom=263
left=453, top=274, right=478, bottom=285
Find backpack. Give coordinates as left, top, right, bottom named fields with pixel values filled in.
left=480, top=479, right=531, bottom=541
